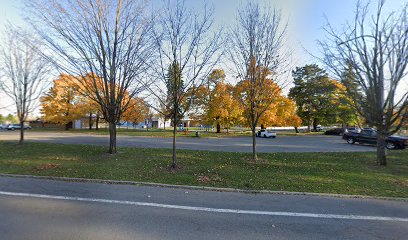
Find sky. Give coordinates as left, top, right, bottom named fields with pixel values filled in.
left=0, top=0, right=407, bottom=116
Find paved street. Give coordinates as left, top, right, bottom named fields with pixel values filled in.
left=0, top=176, right=407, bottom=239
left=0, top=131, right=376, bottom=152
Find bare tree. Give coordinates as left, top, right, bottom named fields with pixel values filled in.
left=228, top=2, right=288, bottom=161
left=25, top=0, right=154, bottom=153
left=0, top=26, right=50, bottom=144
left=319, top=0, right=408, bottom=165
left=147, top=0, right=223, bottom=168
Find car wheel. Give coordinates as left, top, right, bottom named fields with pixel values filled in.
left=347, top=137, right=355, bottom=144
left=11, top=128, right=15, bottom=131
left=386, top=142, right=396, bottom=150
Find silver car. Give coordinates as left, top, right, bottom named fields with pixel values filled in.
left=6, top=124, right=32, bottom=130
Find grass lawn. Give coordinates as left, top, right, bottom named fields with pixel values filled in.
left=0, top=141, right=407, bottom=198
left=31, top=127, right=322, bottom=138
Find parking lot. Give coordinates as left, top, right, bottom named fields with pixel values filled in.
left=0, top=131, right=377, bottom=153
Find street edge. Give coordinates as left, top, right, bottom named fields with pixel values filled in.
left=1, top=173, right=407, bottom=202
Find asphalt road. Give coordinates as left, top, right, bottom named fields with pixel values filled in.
left=0, top=176, right=407, bottom=240
left=0, top=131, right=376, bottom=152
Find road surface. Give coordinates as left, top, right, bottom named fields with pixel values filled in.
left=0, top=131, right=376, bottom=152
left=0, top=176, right=407, bottom=239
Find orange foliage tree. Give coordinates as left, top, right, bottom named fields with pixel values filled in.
left=121, top=97, right=150, bottom=126
left=258, top=97, right=302, bottom=132
left=234, top=58, right=288, bottom=160
left=41, top=74, right=95, bottom=130
left=42, top=74, right=148, bottom=130
left=195, top=69, right=242, bottom=133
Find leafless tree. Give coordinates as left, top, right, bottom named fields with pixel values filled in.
left=25, top=0, right=154, bottom=154
left=0, top=26, right=50, bottom=144
left=147, top=0, right=223, bottom=168
left=228, top=2, right=288, bottom=161
left=319, top=0, right=408, bottom=165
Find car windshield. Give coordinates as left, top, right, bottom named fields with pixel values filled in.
left=361, top=130, right=377, bottom=136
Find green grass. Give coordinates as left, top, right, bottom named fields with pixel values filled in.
left=31, top=128, right=322, bottom=138
left=0, top=141, right=407, bottom=198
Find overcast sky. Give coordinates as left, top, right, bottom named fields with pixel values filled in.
left=0, top=0, right=407, bottom=116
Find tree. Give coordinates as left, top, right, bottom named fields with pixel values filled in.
left=5, top=114, right=17, bottom=124
left=0, top=26, right=50, bottom=144
left=319, top=0, right=408, bottom=165
left=0, top=114, right=4, bottom=124
left=228, top=1, right=288, bottom=161
left=258, top=97, right=302, bottom=130
left=26, top=0, right=154, bottom=154
left=289, top=64, right=335, bottom=131
left=331, top=80, right=360, bottom=127
left=207, top=82, right=241, bottom=133
left=289, top=65, right=354, bottom=131
left=148, top=0, right=222, bottom=168
left=121, top=97, right=149, bottom=126
left=41, top=74, right=87, bottom=130
left=234, top=59, right=282, bottom=161
left=195, top=69, right=241, bottom=133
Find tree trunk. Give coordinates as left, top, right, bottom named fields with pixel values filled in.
left=261, top=124, right=265, bottom=130
left=294, top=126, right=299, bottom=133
left=95, top=114, right=99, bottom=130
left=307, top=116, right=311, bottom=132
left=65, top=121, right=72, bottom=131
left=19, top=120, right=24, bottom=144
left=312, top=118, right=318, bottom=131
left=216, top=123, right=221, bottom=133
left=108, top=122, right=117, bottom=154
left=376, top=131, right=387, bottom=166
left=172, top=121, right=177, bottom=168
left=89, top=113, right=93, bottom=130
left=251, top=127, right=258, bottom=161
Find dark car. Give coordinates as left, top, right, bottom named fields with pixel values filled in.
left=343, top=129, right=408, bottom=149
left=324, top=128, right=344, bottom=135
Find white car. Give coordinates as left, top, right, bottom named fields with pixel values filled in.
left=256, top=129, right=277, bottom=138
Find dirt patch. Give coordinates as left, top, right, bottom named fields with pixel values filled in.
left=32, top=163, right=59, bottom=172
left=197, top=174, right=222, bottom=183
left=242, top=156, right=269, bottom=164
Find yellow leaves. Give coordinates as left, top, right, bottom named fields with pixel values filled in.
left=40, top=74, right=94, bottom=124
left=204, top=81, right=242, bottom=127
left=121, top=97, right=149, bottom=124
left=233, top=58, right=301, bottom=128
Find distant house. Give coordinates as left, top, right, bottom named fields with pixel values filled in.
left=151, top=116, right=171, bottom=129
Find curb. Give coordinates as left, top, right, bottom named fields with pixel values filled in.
left=1, top=173, right=407, bottom=202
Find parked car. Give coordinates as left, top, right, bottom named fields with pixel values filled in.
left=344, top=127, right=361, bottom=134
left=343, top=129, right=408, bottom=149
left=311, top=125, right=324, bottom=132
left=256, top=129, right=277, bottom=138
left=6, top=124, right=32, bottom=130
left=324, top=128, right=344, bottom=135
left=0, top=124, right=6, bottom=129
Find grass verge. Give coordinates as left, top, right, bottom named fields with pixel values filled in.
left=0, top=141, right=407, bottom=198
